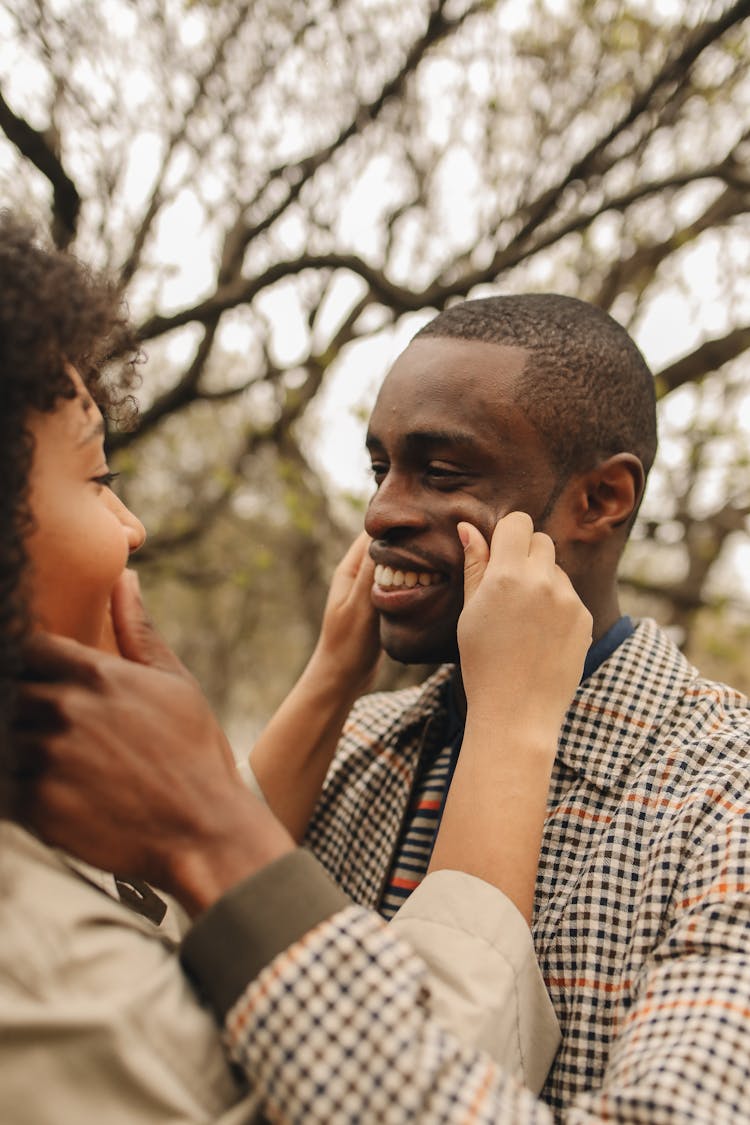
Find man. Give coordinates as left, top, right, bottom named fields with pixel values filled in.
left=18, top=293, right=750, bottom=1121
left=302, top=294, right=750, bottom=1119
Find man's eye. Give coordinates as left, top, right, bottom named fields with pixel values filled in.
left=93, top=471, right=120, bottom=489
left=426, top=464, right=464, bottom=482
left=370, top=462, right=388, bottom=483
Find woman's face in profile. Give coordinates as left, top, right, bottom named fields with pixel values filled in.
left=23, top=367, right=145, bottom=650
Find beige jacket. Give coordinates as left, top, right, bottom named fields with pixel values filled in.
left=0, top=819, right=558, bottom=1122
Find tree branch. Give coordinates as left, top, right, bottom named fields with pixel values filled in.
left=226, top=0, right=487, bottom=262
left=136, top=253, right=419, bottom=340
left=0, top=86, right=80, bottom=246
left=656, top=326, right=750, bottom=397
left=504, top=0, right=750, bottom=251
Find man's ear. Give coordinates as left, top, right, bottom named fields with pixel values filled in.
left=570, top=453, right=645, bottom=542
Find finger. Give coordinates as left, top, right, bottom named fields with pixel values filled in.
left=349, top=534, right=375, bottom=598
left=458, top=522, right=490, bottom=601
left=11, top=684, right=71, bottom=735
left=528, top=530, right=556, bottom=566
left=327, top=533, right=375, bottom=614
left=334, top=531, right=372, bottom=584
left=489, top=511, right=535, bottom=559
left=98, top=602, right=120, bottom=655
left=110, top=570, right=185, bottom=674
left=20, top=632, right=105, bottom=686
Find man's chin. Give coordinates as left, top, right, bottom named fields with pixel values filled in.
left=380, top=627, right=458, bottom=668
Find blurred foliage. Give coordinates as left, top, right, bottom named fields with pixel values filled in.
left=1, top=0, right=749, bottom=733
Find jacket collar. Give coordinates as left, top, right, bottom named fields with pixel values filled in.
left=405, top=621, right=698, bottom=794
left=556, top=618, right=697, bottom=791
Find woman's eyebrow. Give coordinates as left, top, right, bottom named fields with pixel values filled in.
left=76, top=414, right=105, bottom=448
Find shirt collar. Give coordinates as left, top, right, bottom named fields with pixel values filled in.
left=582, top=615, right=634, bottom=681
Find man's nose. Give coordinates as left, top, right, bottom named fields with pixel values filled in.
left=365, top=473, right=428, bottom=540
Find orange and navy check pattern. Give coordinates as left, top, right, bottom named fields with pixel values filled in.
left=226, top=905, right=541, bottom=1123
left=302, top=618, right=750, bottom=1121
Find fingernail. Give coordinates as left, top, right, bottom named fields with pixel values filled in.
left=457, top=523, right=470, bottom=549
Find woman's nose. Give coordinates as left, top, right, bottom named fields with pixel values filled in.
left=115, top=495, right=146, bottom=553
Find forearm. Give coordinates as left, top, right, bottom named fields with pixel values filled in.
left=249, top=654, right=362, bottom=841
left=160, top=788, right=296, bottom=919
left=444, top=515, right=590, bottom=923
left=428, top=716, right=554, bottom=924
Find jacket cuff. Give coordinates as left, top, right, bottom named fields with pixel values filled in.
left=180, top=848, right=350, bottom=1018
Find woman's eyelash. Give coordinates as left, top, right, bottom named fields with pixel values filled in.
left=94, top=471, right=120, bottom=488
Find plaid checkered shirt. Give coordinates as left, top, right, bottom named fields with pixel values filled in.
left=287, top=616, right=750, bottom=1122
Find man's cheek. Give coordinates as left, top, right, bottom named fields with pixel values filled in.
left=456, top=505, right=508, bottom=548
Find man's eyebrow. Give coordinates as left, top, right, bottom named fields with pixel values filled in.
left=365, top=428, right=477, bottom=450
left=405, top=429, right=477, bottom=448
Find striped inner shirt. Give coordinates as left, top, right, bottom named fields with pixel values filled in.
left=379, top=732, right=461, bottom=920
left=378, top=618, right=634, bottom=921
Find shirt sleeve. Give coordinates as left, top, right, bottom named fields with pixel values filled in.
left=182, top=851, right=550, bottom=1123
left=233, top=767, right=559, bottom=1090
left=389, top=869, right=560, bottom=1093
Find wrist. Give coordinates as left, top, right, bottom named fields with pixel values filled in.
left=162, top=791, right=295, bottom=918
left=462, top=710, right=560, bottom=763
left=301, top=647, right=368, bottom=706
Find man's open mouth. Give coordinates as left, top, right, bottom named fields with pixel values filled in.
left=373, top=564, right=445, bottom=589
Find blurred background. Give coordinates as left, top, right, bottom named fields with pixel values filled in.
left=2, top=0, right=749, bottom=747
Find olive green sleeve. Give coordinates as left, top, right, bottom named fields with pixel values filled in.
left=180, top=848, right=350, bottom=1019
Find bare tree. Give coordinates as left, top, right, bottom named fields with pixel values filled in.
left=2, top=0, right=749, bottom=719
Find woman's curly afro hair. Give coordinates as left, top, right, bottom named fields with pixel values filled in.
left=0, top=211, right=140, bottom=791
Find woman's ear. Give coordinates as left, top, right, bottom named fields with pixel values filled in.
left=572, top=453, right=645, bottom=542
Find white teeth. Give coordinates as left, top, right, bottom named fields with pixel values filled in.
left=374, top=565, right=435, bottom=589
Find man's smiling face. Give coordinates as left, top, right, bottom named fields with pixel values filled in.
left=364, top=336, right=564, bottom=665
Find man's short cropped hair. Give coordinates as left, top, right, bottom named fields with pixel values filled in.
left=416, top=293, right=657, bottom=482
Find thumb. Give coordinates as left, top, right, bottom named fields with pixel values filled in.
left=110, top=570, right=186, bottom=675
left=458, top=522, right=489, bottom=604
